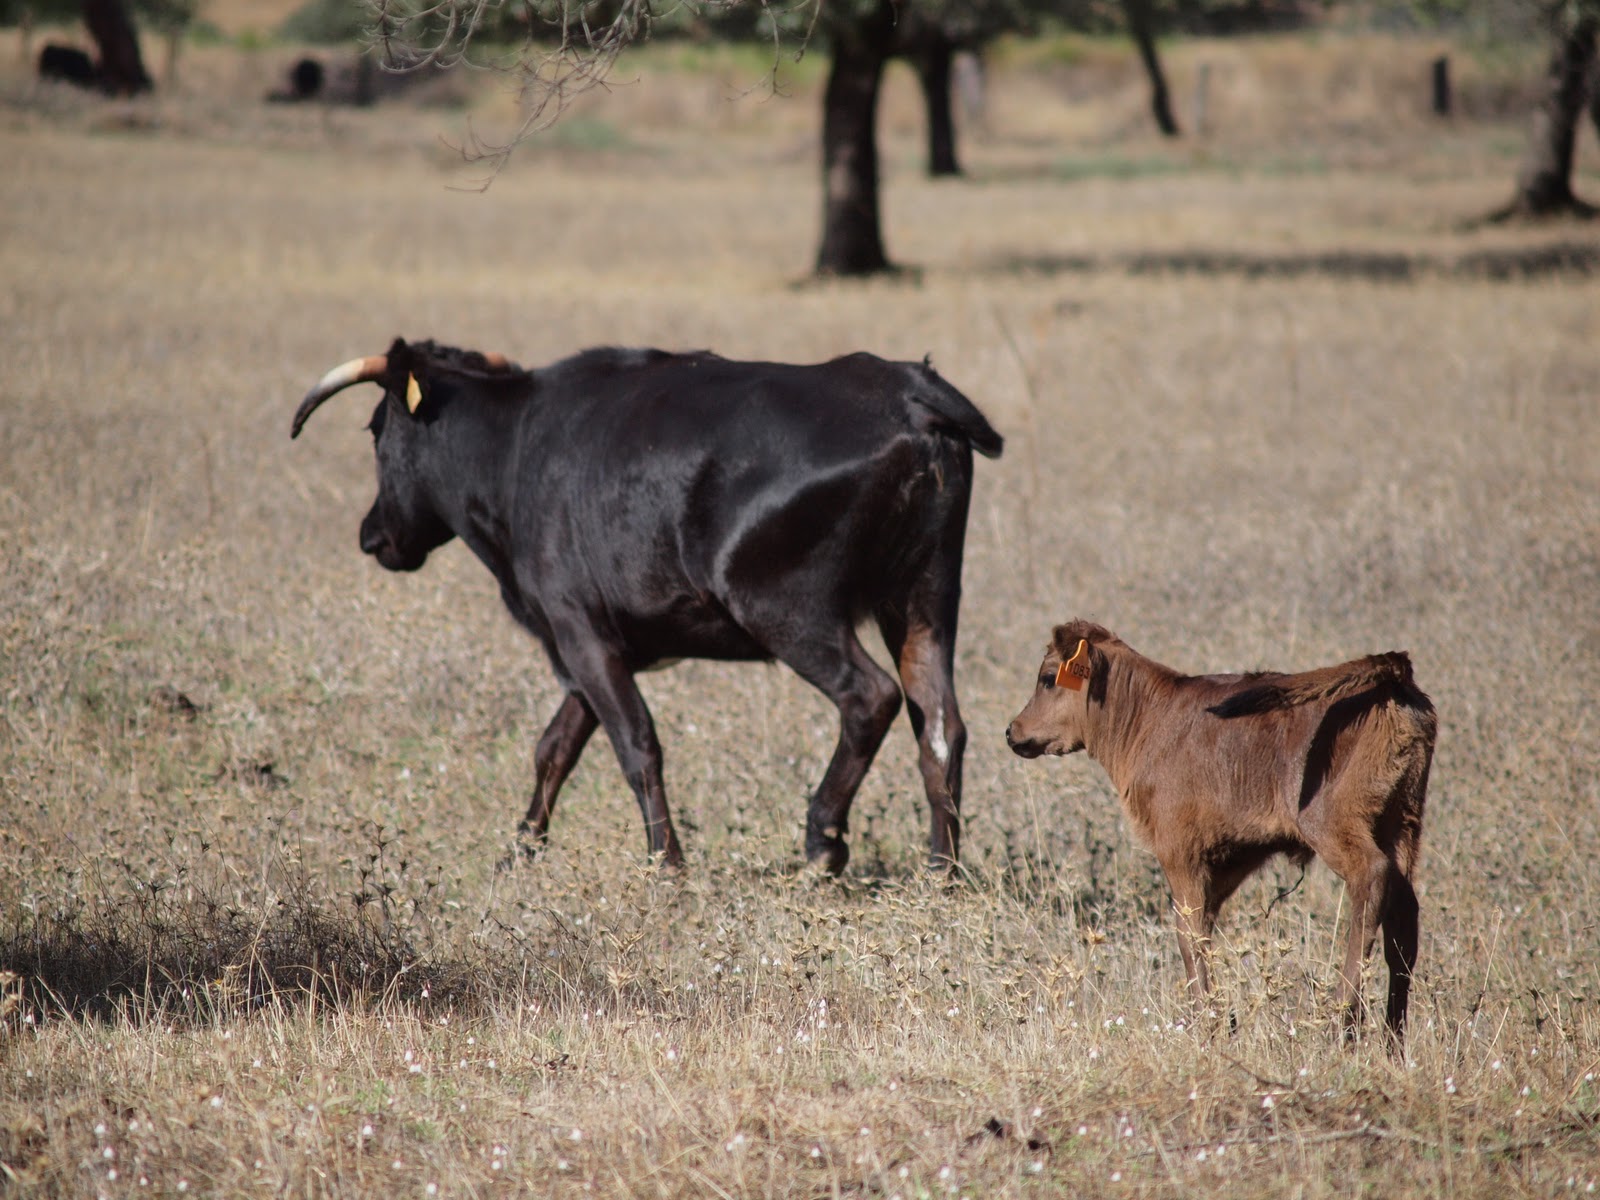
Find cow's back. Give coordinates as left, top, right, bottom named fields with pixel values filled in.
left=505, top=350, right=989, bottom=642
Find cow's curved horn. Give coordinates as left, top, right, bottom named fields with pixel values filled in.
left=290, top=355, right=389, bottom=439
left=482, top=351, right=509, bottom=370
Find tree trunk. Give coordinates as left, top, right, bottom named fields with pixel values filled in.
left=814, top=1, right=897, bottom=277
left=911, top=32, right=961, bottom=178
left=83, top=0, right=151, bottom=95
left=1502, top=17, right=1596, bottom=218
left=1124, top=0, right=1179, bottom=137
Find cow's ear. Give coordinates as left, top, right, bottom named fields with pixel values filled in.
left=1055, top=639, right=1092, bottom=691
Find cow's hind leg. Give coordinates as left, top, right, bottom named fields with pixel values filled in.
left=878, top=611, right=965, bottom=869
left=514, top=691, right=599, bottom=858
left=770, top=626, right=902, bottom=875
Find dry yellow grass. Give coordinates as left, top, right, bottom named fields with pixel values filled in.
left=3, top=31, right=1600, bottom=1199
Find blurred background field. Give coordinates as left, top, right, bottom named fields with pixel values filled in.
left=2, top=3, right=1599, bottom=1195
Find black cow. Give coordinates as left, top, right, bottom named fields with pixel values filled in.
left=39, top=45, right=98, bottom=89
left=291, top=338, right=1002, bottom=872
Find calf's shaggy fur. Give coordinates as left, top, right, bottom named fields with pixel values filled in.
left=1006, top=620, right=1435, bottom=1040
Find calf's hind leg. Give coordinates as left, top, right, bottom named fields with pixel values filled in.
left=1381, top=866, right=1419, bottom=1041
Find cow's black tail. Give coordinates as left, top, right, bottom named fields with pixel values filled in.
left=906, top=360, right=1004, bottom=459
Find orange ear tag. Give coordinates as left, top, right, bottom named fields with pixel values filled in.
left=405, top=373, right=422, bottom=413
left=1055, top=638, right=1091, bottom=691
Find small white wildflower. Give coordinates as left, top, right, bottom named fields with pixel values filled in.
left=557, top=1160, right=569, bottom=1171
left=939, top=1166, right=952, bottom=1180
left=1078, top=1125, right=1088, bottom=1136
left=95, top=1124, right=106, bottom=1136
left=1261, top=1095, right=1276, bottom=1109
left=103, top=1147, right=115, bottom=1160
left=361, top=1125, right=374, bottom=1139
left=107, top=1169, right=118, bottom=1181
left=1030, top=1161, right=1043, bottom=1173
left=1111, top=1171, right=1122, bottom=1182
left=210, top=1096, right=222, bottom=1109
left=571, top=1129, right=583, bottom=1141
left=810, top=1146, right=822, bottom=1158
left=1196, top=1149, right=1208, bottom=1161
left=426, top=1185, right=438, bottom=1196
left=1032, top=1107, right=1043, bottom=1118
left=177, top=1182, right=188, bottom=1193
left=391, top=1161, right=403, bottom=1170
left=1491, top=1060, right=1503, bottom=1071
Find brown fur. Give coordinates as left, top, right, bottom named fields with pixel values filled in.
left=1006, top=620, right=1436, bottom=1042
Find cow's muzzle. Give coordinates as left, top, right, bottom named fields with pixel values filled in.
left=360, top=517, right=428, bottom=572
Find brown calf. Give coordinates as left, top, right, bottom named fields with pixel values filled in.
left=1006, top=620, right=1435, bottom=1041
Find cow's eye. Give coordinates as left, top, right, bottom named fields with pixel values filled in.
left=1040, top=671, right=1056, bottom=690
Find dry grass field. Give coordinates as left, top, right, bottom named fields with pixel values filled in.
left=3, top=22, right=1600, bottom=1198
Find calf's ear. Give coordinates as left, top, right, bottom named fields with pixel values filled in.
left=1055, top=639, right=1092, bottom=691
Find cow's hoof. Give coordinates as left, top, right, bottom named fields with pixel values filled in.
left=498, top=832, right=548, bottom=872
left=804, top=835, right=849, bottom=878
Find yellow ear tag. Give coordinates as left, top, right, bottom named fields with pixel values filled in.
left=405, top=373, right=422, bottom=413
left=1055, top=638, right=1091, bottom=691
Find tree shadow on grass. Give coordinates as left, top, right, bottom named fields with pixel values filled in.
left=0, top=891, right=492, bottom=1026
left=983, top=240, right=1600, bottom=283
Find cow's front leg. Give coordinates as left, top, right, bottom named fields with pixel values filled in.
left=555, top=635, right=683, bottom=867
left=515, top=690, right=599, bottom=857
